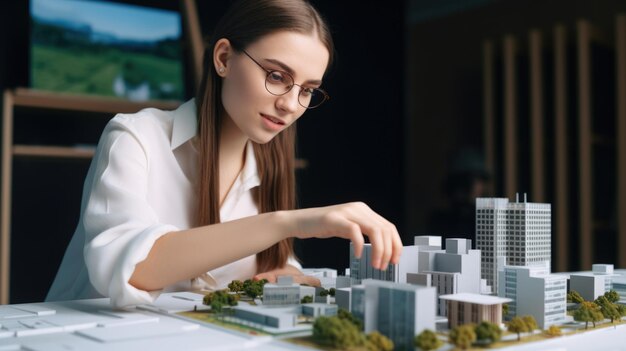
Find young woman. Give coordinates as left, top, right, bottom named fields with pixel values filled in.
left=47, top=0, right=402, bottom=307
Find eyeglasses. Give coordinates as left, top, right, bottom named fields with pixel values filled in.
left=241, top=49, right=329, bottom=109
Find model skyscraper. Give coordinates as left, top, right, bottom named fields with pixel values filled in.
left=476, top=194, right=551, bottom=292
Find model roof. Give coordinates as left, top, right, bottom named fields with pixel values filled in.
left=439, top=293, right=512, bottom=305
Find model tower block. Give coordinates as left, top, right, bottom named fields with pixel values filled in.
left=476, top=195, right=551, bottom=292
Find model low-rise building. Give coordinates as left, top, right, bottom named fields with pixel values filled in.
left=439, top=293, right=512, bottom=329
left=498, top=264, right=567, bottom=328
left=263, top=276, right=300, bottom=306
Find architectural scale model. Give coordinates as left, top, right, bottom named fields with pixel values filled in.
left=1, top=195, right=624, bottom=350
left=167, top=194, right=624, bottom=351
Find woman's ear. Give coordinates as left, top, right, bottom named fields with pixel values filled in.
left=213, top=38, right=232, bottom=77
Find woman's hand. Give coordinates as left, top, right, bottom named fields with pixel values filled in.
left=287, top=202, right=403, bottom=271
left=253, top=264, right=321, bottom=287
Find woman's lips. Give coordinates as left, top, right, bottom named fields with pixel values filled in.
left=260, top=113, right=285, bottom=131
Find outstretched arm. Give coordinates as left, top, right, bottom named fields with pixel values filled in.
left=129, top=202, right=402, bottom=291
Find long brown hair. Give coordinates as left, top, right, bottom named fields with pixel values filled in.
left=195, top=0, right=334, bottom=273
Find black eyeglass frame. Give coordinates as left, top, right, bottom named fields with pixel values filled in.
left=240, top=49, right=330, bottom=109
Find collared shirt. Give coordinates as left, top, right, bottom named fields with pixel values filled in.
left=46, top=99, right=295, bottom=307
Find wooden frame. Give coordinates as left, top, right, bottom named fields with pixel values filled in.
left=577, top=20, right=593, bottom=270
left=529, top=29, right=545, bottom=203
left=503, top=35, right=518, bottom=200
left=181, top=0, right=204, bottom=90
left=1, top=91, right=15, bottom=304
left=553, top=24, right=570, bottom=273
left=617, top=14, right=626, bottom=269
left=483, top=40, right=496, bottom=196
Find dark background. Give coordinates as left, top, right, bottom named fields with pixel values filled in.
left=1, top=0, right=625, bottom=303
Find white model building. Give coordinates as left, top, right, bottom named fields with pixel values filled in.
left=300, top=285, right=315, bottom=301
left=232, top=304, right=299, bottom=329
left=476, top=195, right=552, bottom=292
left=314, top=287, right=331, bottom=304
left=498, top=264, right=567, bottom=328
left=613, top=275, right=626, bottom=304
left=262, top=276, right=300, bottom=306
left=335, top=287, right=352, bottom=311
left=349, top=236, right=443, bottom=284
left=350, top=244, right=420, bottom=283
left=301, top=303, right=338, bottom=318
left=351, top=279, right=436, bottom=351
left=439, top=293, right=512, bottom=328
left=570, top=274, right=607, bottom=302
left=231, top=303, right=337, bottom=330
left=335, top=275, right=352, bottom=288
left=414, top=235, right=442, bottom=248
left=569, top=264, right=616, bottom=301
left=407, top=238, right=483, bottom=315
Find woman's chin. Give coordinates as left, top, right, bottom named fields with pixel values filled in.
left=248, top=132, right=278, bottom=145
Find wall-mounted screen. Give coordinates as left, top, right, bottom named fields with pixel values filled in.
left=30, top=0, right=185, bottom=101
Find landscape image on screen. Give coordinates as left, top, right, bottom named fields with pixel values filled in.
left=30, top=0, right=184, bottom=101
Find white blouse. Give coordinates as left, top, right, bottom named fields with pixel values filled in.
left=46, top=99, right=297, bottom=307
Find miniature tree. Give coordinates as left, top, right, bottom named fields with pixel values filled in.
left=415, top=329, right=443, bottom=351
left=573, top=301, right=604, bottom=329
left=243, top=279, right=253, bottom=293
left=617, top=304, right=626, bottom=318
left=595, top=296, right=621, bottom=324
left=502, top=303, right=509, bottom=317
left=507, top=317, right=529, bottom=341
left=604, top=290, right=620, bottom=304
left=337, top=308, right=364, bottom=331
left=567, top=290, right=584, bottom=304
left=243, top=280, right=265, bottom=299
left=301, top=295, right=313, bottom=304
left=313, top=316, right=363, bottom=349
left=211, top=299, right=224, bottom=313
left=203, top=292, right=215, bottom=306
left=474, top=321, right=502, bottom=345
left=204, top=289, right=238, bottom=313
left=319, top=289, right=329, bottom=297
left=366, top=331, right=394, bottom=351
left=448, top=324, right=476, bottom=350
left=228, top=280, right=243, bottom=293
left=544, top=325, right=562, bottom=337
left=329, top=288, right=336, bottom=297
left=522, top=315, right=538, bottom=332
left=227, top=293, right=239, bottom=306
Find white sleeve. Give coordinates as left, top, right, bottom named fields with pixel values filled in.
left=287, top=255, right=302, bottom=270
left=82, top=121, right=179, bottom=308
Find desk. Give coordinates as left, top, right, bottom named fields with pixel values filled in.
left=1, top=293, right=625, bottom=350
left=0, top=293, right=311, bottom=350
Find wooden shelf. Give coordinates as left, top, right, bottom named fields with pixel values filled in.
left=11, top=88, right=182, bottom=114
left=13, top=145, right=95, bottom=159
